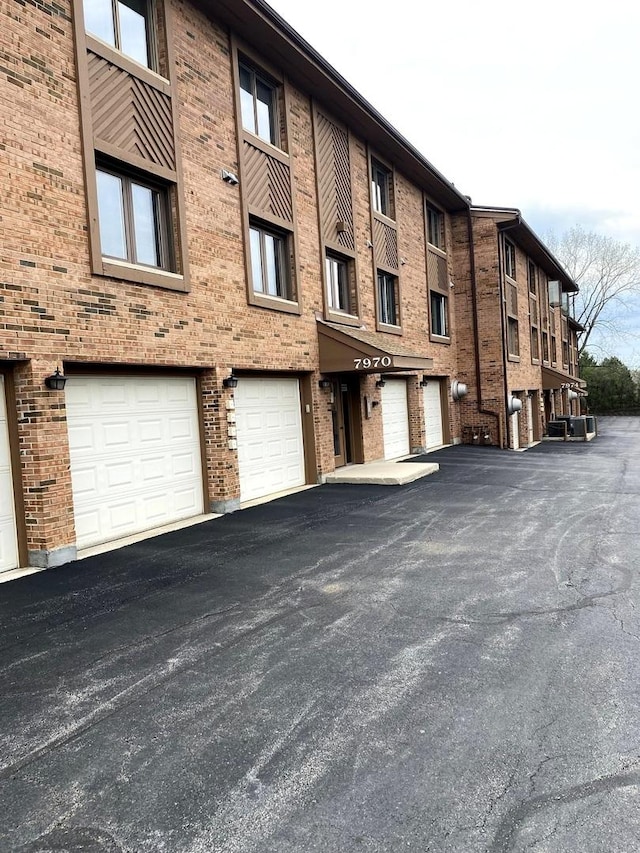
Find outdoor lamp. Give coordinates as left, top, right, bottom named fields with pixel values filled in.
left=45, top=367, right=67, bottom=391
left=222, top=374, right=238, bottom=389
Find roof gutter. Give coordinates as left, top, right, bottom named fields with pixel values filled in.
left=205, top=0, right=470, bottom=211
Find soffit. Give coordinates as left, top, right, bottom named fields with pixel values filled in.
left=318, top=321, right=433, bottom=374
left=196, top=0, right=470, bottom=211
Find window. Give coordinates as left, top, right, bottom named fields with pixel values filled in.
left=531, top=327, right=539, bottom=361
left=378, top=271, right=399, bottom=326
left=542, top=331, right=549, bottom=362
left=96, top=166, right=172, bottom=269
left=507, top=317, right=519, bottom=356
left=84, top=0, right=152, bottom=68
left=326, top=253, right=353, bottom=314
left=430, top=291, right=448, bottom=338
left=249, top=221, right=292, bottom=301
left=239, top=62, right=278, bottom=146
left=504, top=239, right=516, bottom=279
left=528, top=260, right=537, bottom=294
left=426, top=205, right=445, bottom=250
left=371, top=160, right=393, bottom=218
left=551, top=335, right=557, bottom=364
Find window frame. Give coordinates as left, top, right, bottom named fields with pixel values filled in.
left=528, top=259, right=537, bottom=295
left=507, top=316, right=520, bottom=358
left=238, top=59, right=280, bottom=148
left=247, top=218, right=298, bottom=311
left=95, top=162, right=173, bottom=272
left=426, top=204, right=445, bottom=251
left=530, top=325, right=540, bottom=362
left=83, top=0, right=157, bottom=71
left=377, top=270, right=400, bottom=328
left=542, top=331, right=550, bottom=364
left=504, top=239, right=517, bottom=280
left=371, top=159, right=394, bottom=220
left=430, top=290, right=449, bottom=339
left=325, top=251, right=356, bottom=318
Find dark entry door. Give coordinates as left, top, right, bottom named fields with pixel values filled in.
left=332, top=380, right=353, bottom=467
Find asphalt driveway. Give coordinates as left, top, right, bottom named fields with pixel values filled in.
left=2, top=417, right=640, bottom=852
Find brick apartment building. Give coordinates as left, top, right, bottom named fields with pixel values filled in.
left=451, top=207, right=583, bottom=450
left=0, top=0, right=582, bottom=573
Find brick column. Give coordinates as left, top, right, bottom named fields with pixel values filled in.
left=408, top=376, right=426, bottom=454
left=14, top=359, right=77, bottom=568
left=200, top=367, right=241, bottom=513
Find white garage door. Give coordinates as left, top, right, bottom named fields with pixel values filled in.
left=66, top=375, right=204, bottom=550
left=235, top=377, right=305, bottom=502
left=423, top=380, right=444, bottom=449
left=511, top=411, right=520, bottom=450
left=0, top=376, right=19, bottom=572
left=381, top=380, right=410, bottom=460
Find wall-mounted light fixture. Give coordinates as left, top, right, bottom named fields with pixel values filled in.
left=45, top=367, right=67, bottom=391
left=222, top=373, right=239, bottom=389
left=318, top=378, right=332, bottom=390
left=419, top=376, right=429, bottom=388
left=221, top=169, right=239, bottom=186
left=451, top=380, right=468, bottom=401
left=507, top=394, right=523, bottom=415
left=375, top=378, right=386, bottom=389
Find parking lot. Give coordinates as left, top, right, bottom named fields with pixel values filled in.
left=2, top=417, right=639, bottom=852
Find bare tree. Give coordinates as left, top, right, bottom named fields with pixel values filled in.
left=546, top=226, right=640, bottom=356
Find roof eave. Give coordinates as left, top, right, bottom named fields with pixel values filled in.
left=197, top=0, right=470, bottom=212
left=474, top=207, right=579, bottom=293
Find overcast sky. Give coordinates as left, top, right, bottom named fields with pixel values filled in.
left=268, top=0, right=640, bottom=367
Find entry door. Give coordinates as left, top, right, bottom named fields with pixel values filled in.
left=526, top=395, right=534, bottom=445
left=423, top=381, right=444, bottom=449
left=544, top=391, right=552, bottom=428
left=331, top=380, right=352, bottom=468
left=0, top=376, right=19, bottom=572
left=511, top=411, right=520, bottom=450
left=382, top=380, right=410, bottom=459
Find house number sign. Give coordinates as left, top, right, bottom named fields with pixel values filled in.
left=353, top=356, right=392, bottom=369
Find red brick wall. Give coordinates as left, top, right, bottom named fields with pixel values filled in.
left=1, top=0, right=466, bottom=559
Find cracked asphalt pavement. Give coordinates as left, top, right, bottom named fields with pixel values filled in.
left=2, top=416, right=640, bottom=852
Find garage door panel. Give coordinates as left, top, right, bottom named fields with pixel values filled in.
left=0, top=378, right=19, bottom=573
left=168, top=416, right=197, bottom=441
left=67, top=423, right=94, bottom=451
left=174, top=485, right=201, bottom=513
left=103, top=421, right=131, bottom=448
left=0, top=525, right=18, bottom=571
left=135, top=383, right=162, bottom=404
left=424, top=382, right=444, bottom=449
left=382, top=381, right=410, bottom=460
left=235, top=377, right=305, bottom=502
left=74, top=509, right=101, bottom=544
left=105, top=460, right=135, bottom=489
left=101, top=383, right=128, bottom=406
left=67, top=376, right=203, bottom=549
left=70, top=467, right=98, bottom=497
left=138, top=419, right=163, bottom=443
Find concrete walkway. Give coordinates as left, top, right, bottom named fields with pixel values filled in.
left=323, top=457, right=439, bottom=485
